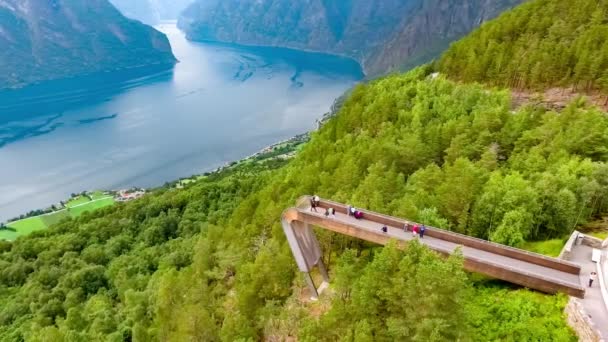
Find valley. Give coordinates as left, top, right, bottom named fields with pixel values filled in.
left=1, top=0, right=607, bottom=341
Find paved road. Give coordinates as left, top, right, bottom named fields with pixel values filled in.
left=570, top=244, right=608, bottom=338
left=300, top=204, right=581, bottom=293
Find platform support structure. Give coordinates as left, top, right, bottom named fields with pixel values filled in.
left=281, top=215, right=328, bottom=299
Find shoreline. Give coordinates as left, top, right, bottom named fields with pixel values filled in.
left=1, top=97, right=343, bottom=227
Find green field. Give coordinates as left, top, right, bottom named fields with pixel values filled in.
left=65, top=191, right=108, bottom=207
left=521, top=238, right=567, bottom=257
left=1, top=196, right=115, bottom=241
left=68, top=197, right=114, bottom=216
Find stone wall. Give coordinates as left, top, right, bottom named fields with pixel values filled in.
left=582, top=235, right=604, bottom=248
left=565, top=298, right=603, bottom=342
left=560, top=231, right=580, bottom=261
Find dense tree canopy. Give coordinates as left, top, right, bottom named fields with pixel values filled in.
left=2, top=66, right=598, bottom=340
left=6, top=0, right=608, bottom=338
left=439, top=0, right=608, bottom=93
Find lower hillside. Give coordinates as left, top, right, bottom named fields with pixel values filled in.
left=4, top=67, right=608, bottom=340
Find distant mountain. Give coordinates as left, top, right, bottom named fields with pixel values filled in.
left=0, top=0, right=176, bottom=89
left=109, top=0, right=193, bottom=24
left=178, top=0, right=522, bottom=76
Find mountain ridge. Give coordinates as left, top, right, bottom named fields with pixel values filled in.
left=109, top=0, right=193, bottom=25
left=178, top=0, right=523, bottom=76
left=0, top=0, right=176, bottom=89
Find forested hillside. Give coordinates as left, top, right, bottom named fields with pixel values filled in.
left=439, top=0, right=608, bottom=93
left=2, top=0, right=608, bottom=340
left=3, top=67, right=605, bottom=340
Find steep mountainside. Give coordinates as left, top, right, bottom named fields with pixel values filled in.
left=0, top=0, right=176, bottom=89
left=178, top=0, right=522, bottom=76
left=110, top=0, right=193, bottom=24
left=439, top=0, right=608, bottom=94
left=3, top=0, right=608, bottom=340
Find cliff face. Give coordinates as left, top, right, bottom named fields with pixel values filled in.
left=109, top=0, right=193, bottom=24
left=179, top=0, right=522, bottom=76
left=0, top=0, right=176, bottom=89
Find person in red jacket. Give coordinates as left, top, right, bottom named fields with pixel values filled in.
left=412, top=224, right=419, bottom=237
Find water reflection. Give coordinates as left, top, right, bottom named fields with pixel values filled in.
left=0, top=24, right=362, bottom=221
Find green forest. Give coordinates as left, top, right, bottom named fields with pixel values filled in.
left=439, top=0, right=608, bottom=93
left=2, top=0, right=608, bottom=340
left=3, top=66, right=605, bottom=340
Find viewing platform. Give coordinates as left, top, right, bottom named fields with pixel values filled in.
left=281, top=196, right=585, bottom=299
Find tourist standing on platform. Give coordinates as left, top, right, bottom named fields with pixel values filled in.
left=313, top=195, right=320, bottom=206
left=404, top=221, right=410, bottom=233
left=381, top=225, right=388, bottom=233
left=324, top=208, right=330, bottom=217
left=589, top=271, right=598, bottom=287
left=420, top=225, right=426, bottom=239
left=329, top=208, right=336, bottom=219
left=310, top=197, right=318, bottom=212
left=347, top=204, right=353, bottom=216
left=412, top=224, right=419, bottom=237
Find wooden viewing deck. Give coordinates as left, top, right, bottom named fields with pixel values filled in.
left=281, top=196, right=585, bottom=298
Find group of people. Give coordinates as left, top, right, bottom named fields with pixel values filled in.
left=380, top=221, right=426, bottom=238
left=312, top=196, right=428, bottom=237
left=347, top=204, right=364, bottom=219
left=407, top=222, right=426, bottom=239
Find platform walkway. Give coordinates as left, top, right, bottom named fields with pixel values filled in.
left=282, top=196, right=585, bottom=298
left=570, top=244, right=608, bottom=339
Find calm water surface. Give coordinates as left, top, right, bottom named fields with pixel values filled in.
left=0, top=24, right=362, bottom=221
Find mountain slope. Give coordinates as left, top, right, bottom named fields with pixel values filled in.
left=109, top=0, right=193, bottom=24
left=0, top=0, right=176, bottom=89
left=178, top=0, right=522, bottom=76
left=2, top=0, right=608, bottom=340
left=439, top=0, right=608, bottom=93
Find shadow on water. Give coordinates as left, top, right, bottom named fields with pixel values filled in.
left=0, top=64, right=175, bottom=125
left=78, top=114, right=119, bottom=125
left=0, top=64, right=174, bottom=148
left=192, top=40, right=364, bottom=86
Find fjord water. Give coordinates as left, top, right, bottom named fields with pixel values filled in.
left=0, top=24, right=362, bottom=222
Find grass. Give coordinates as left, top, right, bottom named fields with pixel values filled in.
left=68, top=197, right=114, bottom=217
left=1, top=216, right=48, bottom=241
left=587, top=231, right=608, bottom=240
left=65, top=191, right=109, bottom=207
left=90, top=191, right=108, bottom=200
left=40, top=210, right=70, bottom=226
left=66, top=196, right=90, bottom=207
left=1, top=196, right=115, bottom=241
left=521, top=238, right=567, bottom=257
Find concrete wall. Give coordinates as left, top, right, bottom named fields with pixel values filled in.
left=281, top=210, right=322, bottom=273
left=598, top=252, right=608, bottom=315
left=560, top=231, right=579, bottom=261
left=565, top=298, right=603, bottom=342
left=582, top=235, right=604, bottom=249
